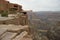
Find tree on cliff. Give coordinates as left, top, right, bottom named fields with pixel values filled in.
left=1, top=10, right=8, bottom=17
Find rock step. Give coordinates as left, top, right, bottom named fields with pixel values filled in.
left=13, top=31, right=28, bottom=40
left=1, top=32, right=17, bottom=40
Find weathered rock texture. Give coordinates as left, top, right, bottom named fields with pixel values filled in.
left=0, top=25, right=32, bottom=40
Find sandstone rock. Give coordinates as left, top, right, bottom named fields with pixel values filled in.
left=0, top=25, right=28, bottom=32
left=1, top=32, right=17, bottom=40
left=13, top=31, right=28, bottom=40
left=0, top=28, right=7, bottom=37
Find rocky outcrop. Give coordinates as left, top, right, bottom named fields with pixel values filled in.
left=0, top=25, right=32, bottom=40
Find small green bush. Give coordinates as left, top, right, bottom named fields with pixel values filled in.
left=1, top=10, right=8, bottom=17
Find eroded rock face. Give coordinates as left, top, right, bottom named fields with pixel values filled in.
left=0, top=25, right=32, bottom=40
left=47, top=26, right=60, bottom=40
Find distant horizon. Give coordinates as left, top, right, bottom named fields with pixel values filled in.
left=34, top=11, right=60, bottom=12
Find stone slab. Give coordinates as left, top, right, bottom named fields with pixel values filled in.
left=0, top=28, right=7, bottom=37
left=13, top=31, right=28, bottom=40
left=1, top=32, right=17, bottom=40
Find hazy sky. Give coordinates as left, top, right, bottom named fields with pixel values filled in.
left=7, top=0, right=60, bottom=11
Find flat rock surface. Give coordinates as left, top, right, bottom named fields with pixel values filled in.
left=0, top=28, right=7, bottom=37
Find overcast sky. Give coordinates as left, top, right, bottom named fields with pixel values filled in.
left=7, top=0, right=60, bottom=11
